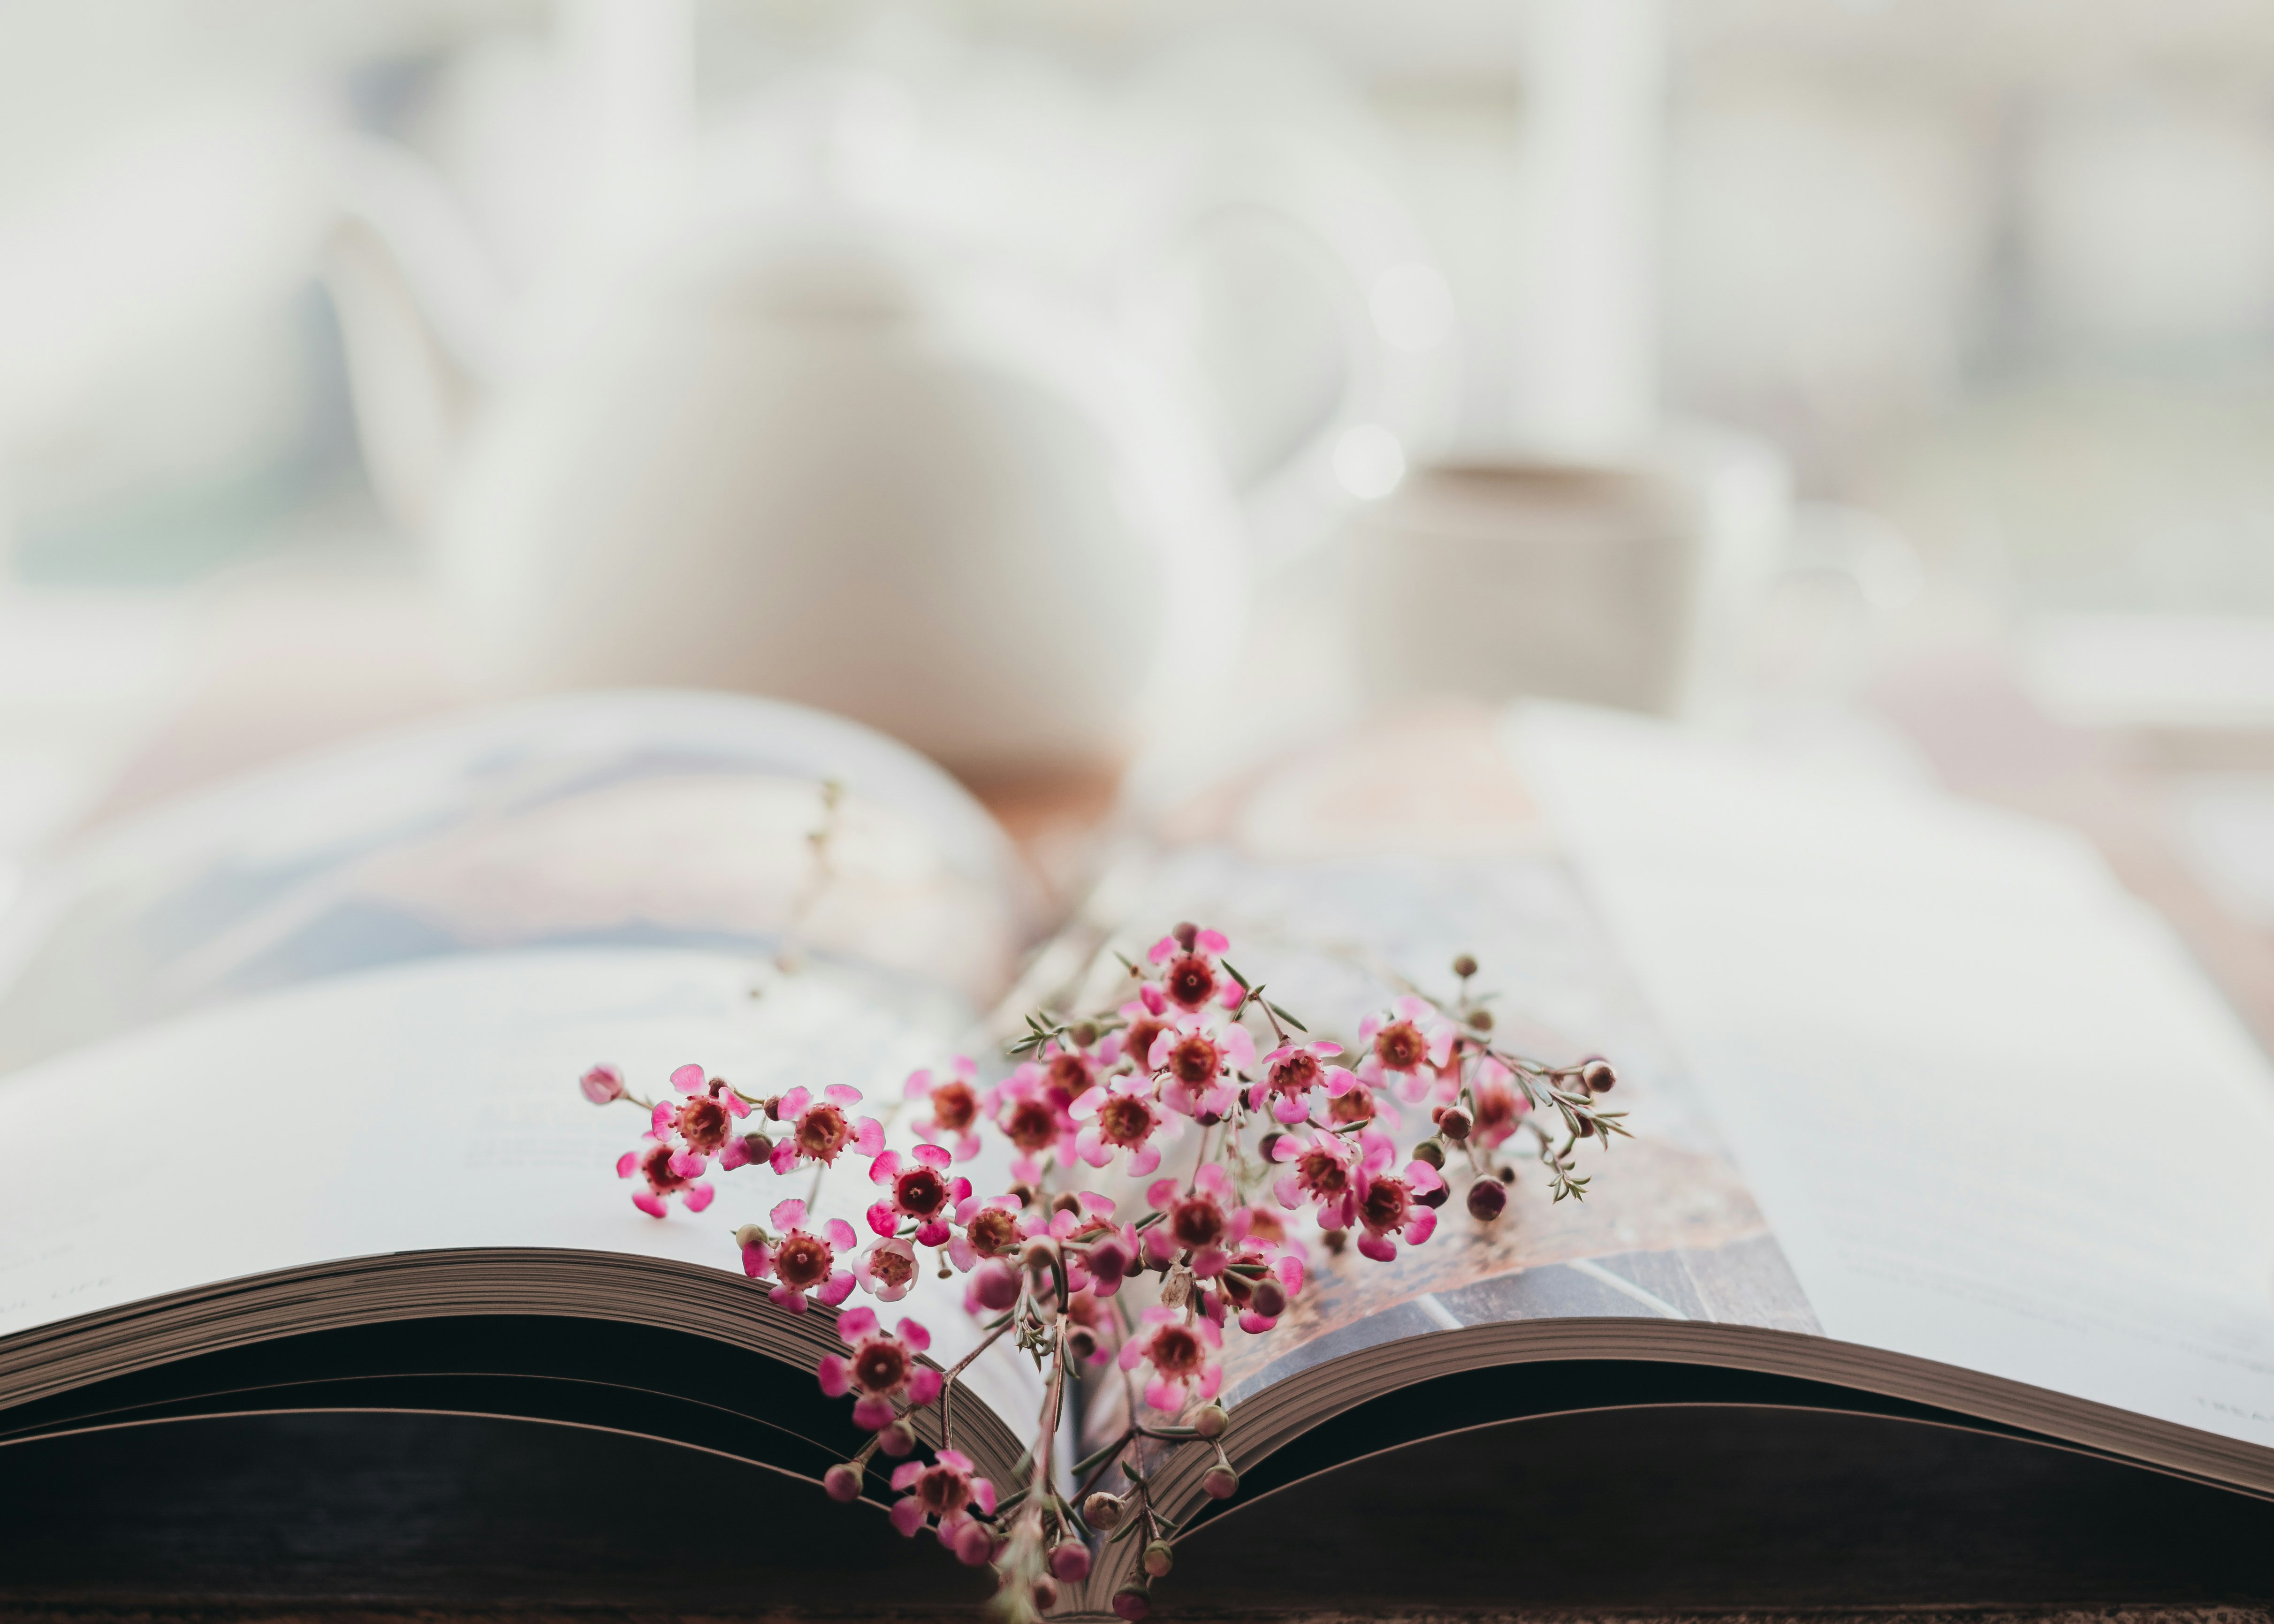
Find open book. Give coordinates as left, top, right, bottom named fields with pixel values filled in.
left=1, top=691, right=2271, bottom=1611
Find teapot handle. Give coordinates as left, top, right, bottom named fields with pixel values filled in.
left=1122, top=129, right=1459, bottom=565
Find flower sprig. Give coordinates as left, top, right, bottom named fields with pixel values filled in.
left=581, top=924, right=1622, bottom=1619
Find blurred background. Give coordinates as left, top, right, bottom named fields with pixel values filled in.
left=10, top=0, right=2274, bottom=1033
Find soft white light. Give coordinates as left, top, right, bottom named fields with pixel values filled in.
left=1332, top=424, right=1406, bottom=501
left=1368, top=262, right=1455, bottom=352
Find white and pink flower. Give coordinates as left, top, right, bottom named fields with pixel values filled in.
left=1351, top=1130, right=1446, bottom=1262
left=904, top=1058, right=984, bottom=1162
left=865, top=1143, right=973, bottom=1245
left=984, top=1064, right=1080, bottom=1184
left=1356, top=996, right=1457, bottom=1102
left=580, top=1063, right=626, bottom=1104
left=653, top=1063, right=752, bottom=1177
left=768, top=1084, right=885, bottom=1175
left=947, top=1192, right=1036, bottom=1272
left=1103, top=984, right=1176, bottom=1074
left=617, top=1138, right=715, bottom=1218
left=819, top=1306, right=942, bottom=1431
left=1144, top=1165, right=1239, bottom=1271
left=1118, top=1305, right=1225, bottom=1414
left=888, top=1450, right=998, bottom=1564
left=1147, top=1014, right=1251, bottom=1120
left=1146, top=926, right=1243, bottom=1014
left=1072, top=1073, right=1174, bottom=1176
left=1247, top=1040, right=1354, bottom=1125
left=742, top=1197, right=858, bottom=1312
left=1270, top=1128, right=1358, bottom=1230
left=1467, top=1056, right=1530, bottom=1149
left=855, top=1236, right=921, bottom=1301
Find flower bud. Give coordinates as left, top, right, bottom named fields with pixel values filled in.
left=1249, top=1278, right=1288, bottom=1319
left=1469, top=1007, right=1494, bottom=1032
left=1112, top=1583, right=1152, bottom=1620
left=1031, top=1576, right=1060, bottom=1610
left=1066, top=1325, right=1099, bottom=1361
left=1416, top=1184, right=1448, bottom=1208
left=1142, top=1540, right=1175, bottom=1578
left=1009, top=1182, right=1038, bottom=1208
left=733, top=1224, right=768, bottom=1251
left=1196, top=1109, right=1223, bottom=1127
left=1087, top=1235, right=1133, bottom=1286
left=1201, top=1464, right=1240, bottom=1499
left=1191, top=1402, right=1230, bottom=1439
left=1320, top=1228, right=1347, bottom=1254
left=761, top=1095, right=785, bottom=1120
left=737, top=1130, right=774, bottom=1163
left=1412, top=1139, right=1445, bottom=1169
left=1022, top=1240, right=1060, bottom=1279
left=1257, top=1131, right=1284, bottom=1163
left=1467, top=1178, right=1508, bottom=1221
left=1052, top=1191, right=1084, bottom=1217
left=1498, top=1165, right=1517, bottom=1183
left=1577, top=1117, right=1596, bottom=1138
left=1083, top=1491, right=1127, bottom=1531
left=954, top=1518, right=998, bottom=1568
left=1452, top=953, right=1479, bottom=979
left=1050, top=1541, right=1093, bottom=1582
left=1172, top=921, right=1199, bottom=950
left=1582, top=1058, right=1616, bottom=1093
left=1069, top=1019, right=1100, bottom=1048
left=579, top=1064, right=626, bottom=1104
left=878, top=1420, right=917, bottom=1457
left=1438, top=1108, right=1472, bottom=1143
left=970, top=1258, right=1021, bottom=1312
left=822, top=1462, right=861, bottom=1503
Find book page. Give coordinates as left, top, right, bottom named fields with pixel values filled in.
left=1076, top=706, right=1819, bottom=1435
left=1512, top=702, right=2274, bottom=1452
left=0, top=947, right=1038, bottom=1430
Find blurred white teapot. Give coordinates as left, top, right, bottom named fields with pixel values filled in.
left=330, top=167, right=1245, bottom=779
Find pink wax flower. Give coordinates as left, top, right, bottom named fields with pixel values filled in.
left=904, top=1058, right=985, bottom=1161
left=1145, top=1165, right=1238, bottom=1270
left=1468, top=1055, right=1530, bottom=1148
left=1049, top=1191, right=1139, bottom=1297
left=653, top=1063, right=751, bottom=1177
left=579, top=1063, right=626, bottom=1104
left=1356, top=996, right=1457, bottom=1102
left=985, top=1064, right=1080, bottom=1184
left=1248, top=1040, right=1354, bottom=1125
left=1323, top=1076, right=1399, bottom=1132
left=1103, top=984, right=1175, bottom=1074
left=888, top=1449, right=997, bottom=1562
left=1146, top=924, right=1241, bottom=1014
left=818, top=1306, right=941, bottom=1430
left=1118, top=1305, right=1225, bottom=1414
left=1071, top=1072, right=1174, bottom=1176
left=1218, top=1244, right=1305, bottom=1334
left=866, top=1144, right=972, bottom=1245
left=742, top=1197, right=858, bottom=1312
left=617, top=1138, right=715, bottom=1218
left=768, top=1084, right=884, bottom=1175
left=1270, top=1128, right=1359, bottom=1229
left=1148, top=1015, right=1252, bottom=1120
left=855, top=1236, right=921, bottom=1302
left=1351, top=1130, right=1445, bottom=1262
left=1032, top=1036, right=1099, bottom=1109
left=947, top=1192, right=1035, bottom=1271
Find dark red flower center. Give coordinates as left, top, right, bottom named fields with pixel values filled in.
left=1374, top=1021, right=1427, bottom=1070
left=1047, top=1052, right=1090, bottom=1095
left=967, top=1207, right=1020, bottom=1257
left=928, top=1080, right=978, bottom=1133
left=1170, top=1194, right=1225, bottom=1250
left=1472, top=1080, right=1516, bottom=1135
left=678, top=1094, right=731, bottom=1153
left=1164, top=954, right=1217, bottom=1010
left=1004, top=1099, right=1058, bottom=1151
left=797, top=1104, right=850, bottom=1160
left=916, top=1464, right=971, bottom=1517
left=1243, top=1205, right=1287, bottom=1245
left=1268, top=1052, right=1321, bottom=1095
left=852, top=1338, right=910, bottom=1394
left=1298, top=1148, right=1347, bottom=1196
left=640, top=1143, right=689, bottom=1191
left=1148, top=1323, right=1205, bottom=1379
left=1124, top=1017, right=1169, bottom=1071
left=1327, top=1085, right=1377, bottom=1126
left=1097, top=1094, right=1154, bottom=1147
left=894, top=1166, right=949, bottom=1217
left=867, top=1246, right=917, bottom=1290
left=1361, top=1177, right=1412, bottom=1234
left=774, top=1230, right=834, bottom=1289
left=1169, top=1036, right=1220, bottom=1086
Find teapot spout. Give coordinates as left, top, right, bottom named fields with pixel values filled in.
left=323, top=139, right=510, bottom=536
